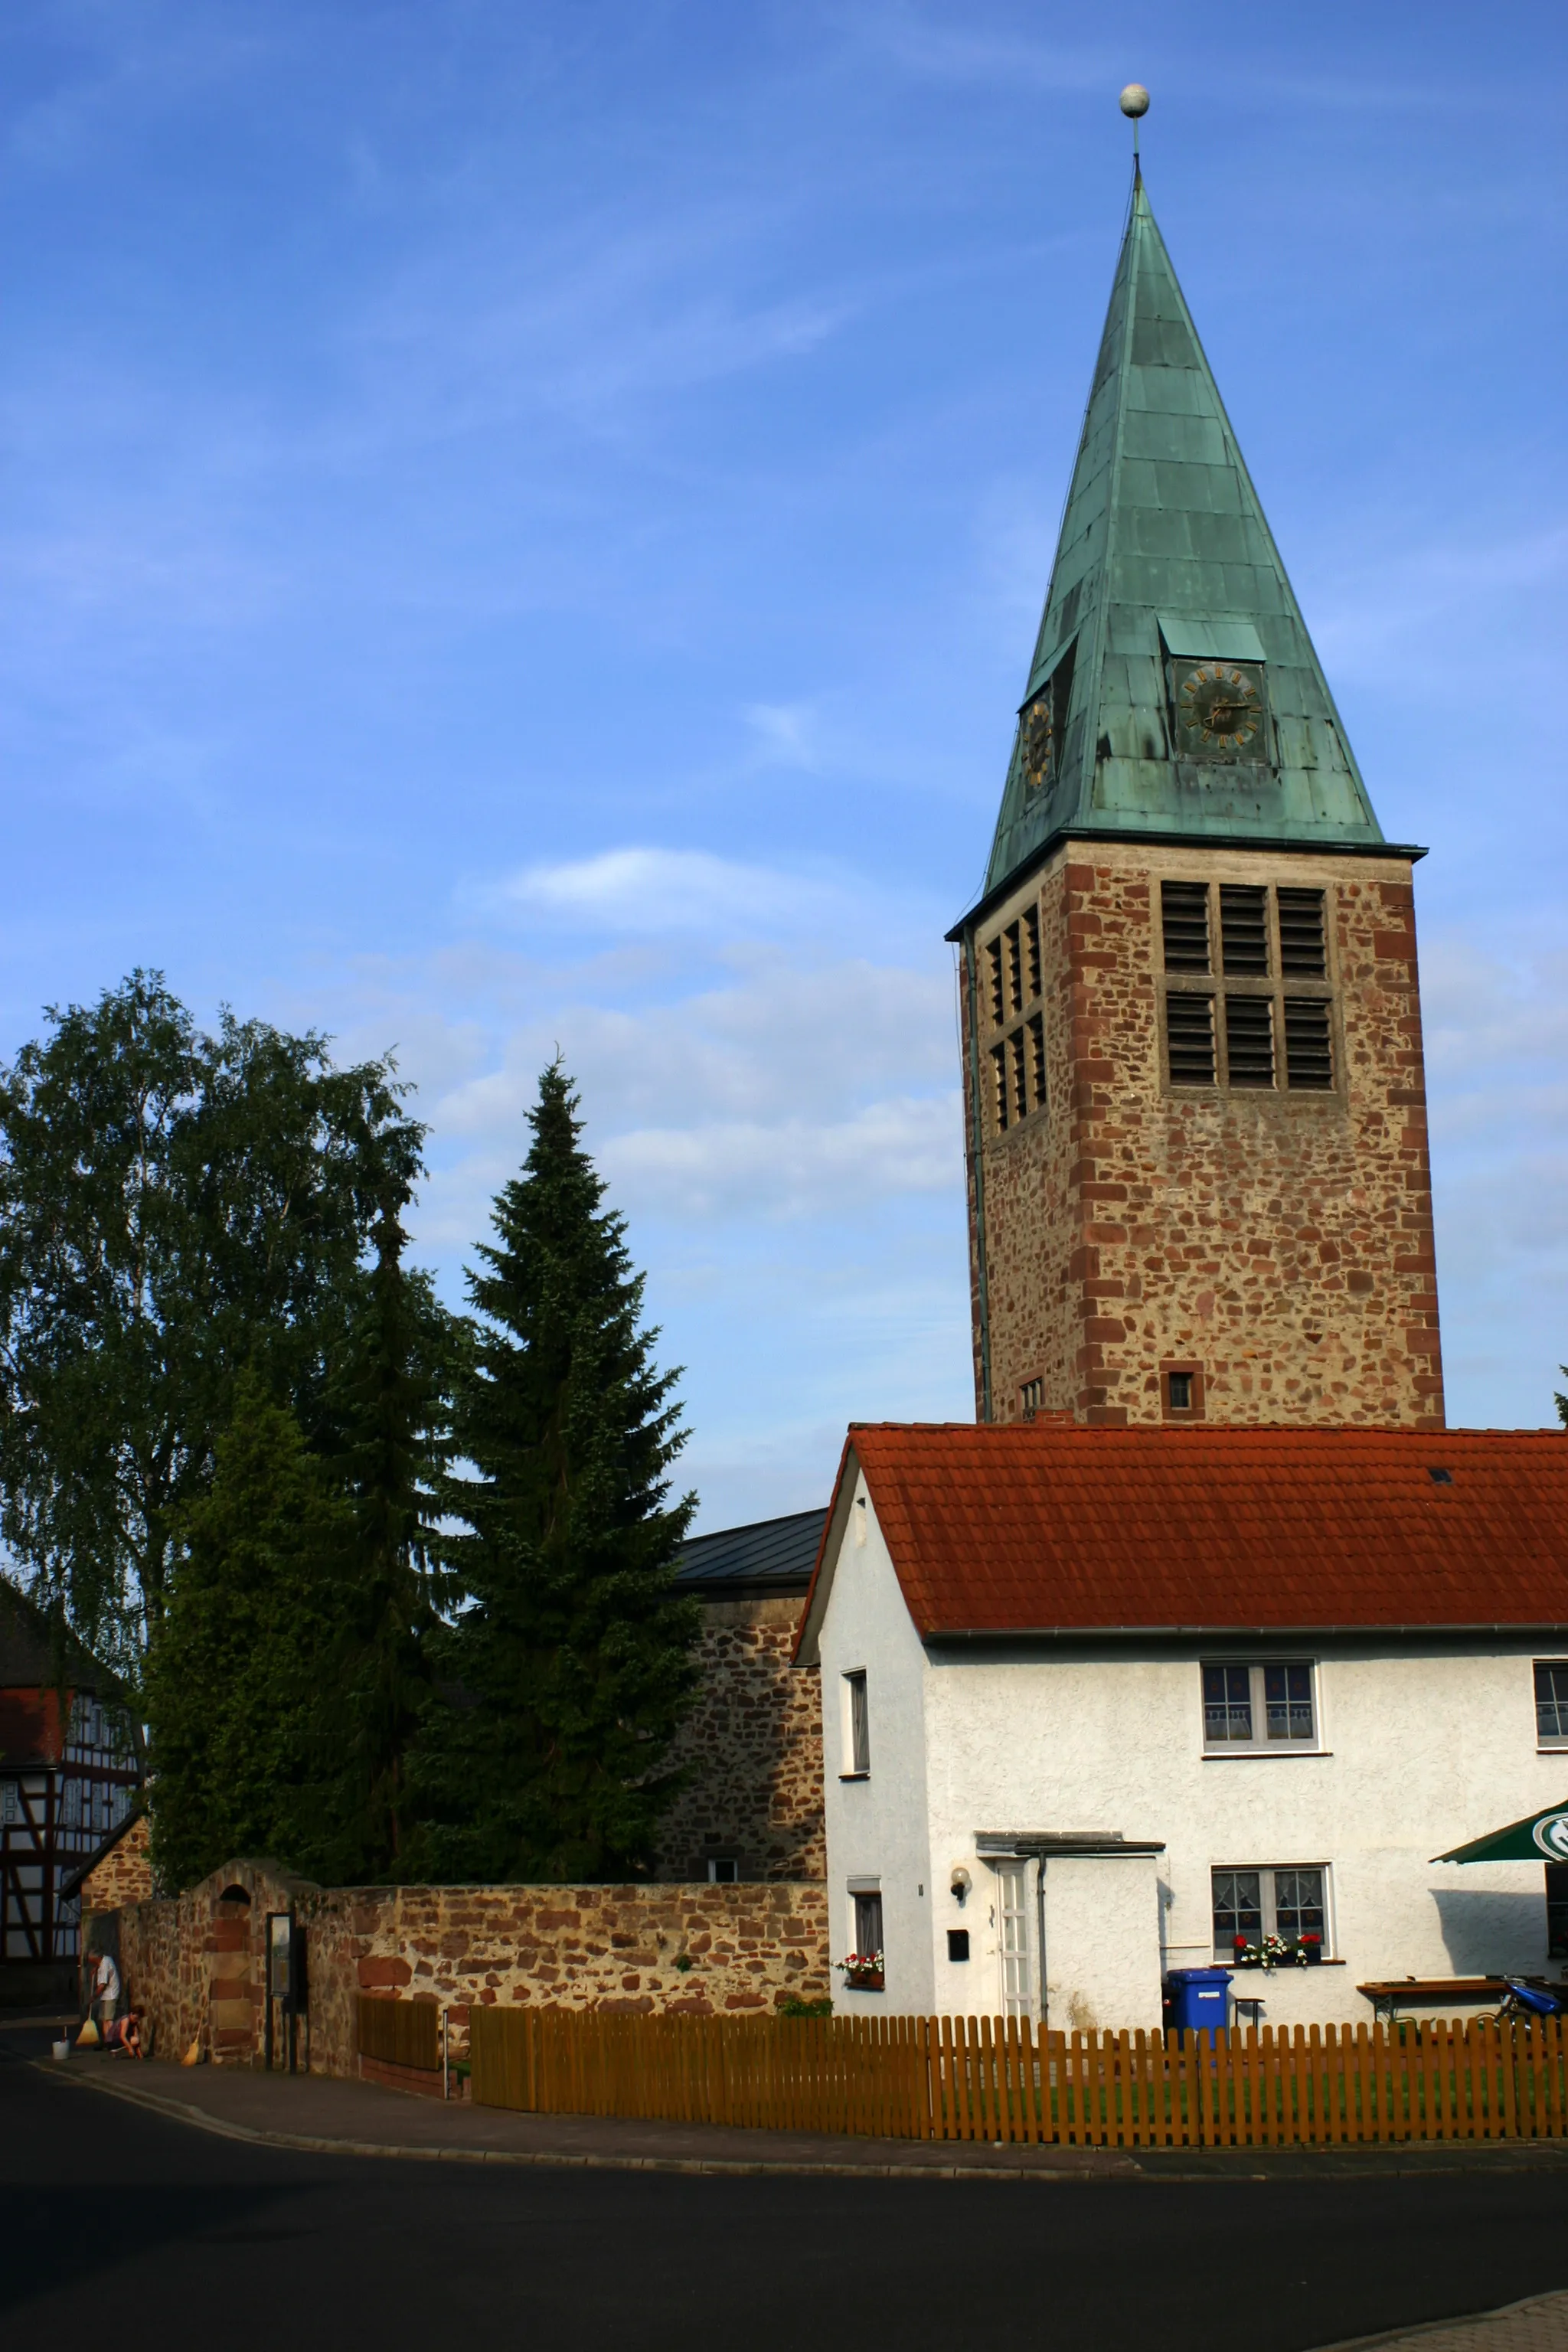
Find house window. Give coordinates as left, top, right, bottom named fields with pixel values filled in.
left=1202, top=1661, right=1316, bottom=1750
left=1535, top=1662, right=1568, bottom=1746
left=1548, top=1866, right=1568, bottom=1960
left=997, top=1860, right=1034, bottom=2017
left=843, top=1671, right=870, bottom=1776
left=706, top=1855, right=740, bottom=1884
left=0, top=1782, right=17, bottom=1827
left=1161, top=882, right=1334, bottom=1095
left=852, top=1888, right=884, bottom=1962
left=1213, top=1866, right=1328, bottom=1960
left=1020, top=1377, right=1044, bottom=1417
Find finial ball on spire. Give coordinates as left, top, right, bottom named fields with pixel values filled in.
left=1119, top=83, right=1150, bottom=118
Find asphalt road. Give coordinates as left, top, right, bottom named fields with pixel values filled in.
left=6, top=2030, right=1568, bottom=2352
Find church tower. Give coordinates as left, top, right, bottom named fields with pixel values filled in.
left=952, top=175, right=1444, bottom=1431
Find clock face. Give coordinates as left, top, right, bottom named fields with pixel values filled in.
left=1020, top=691, right=1054, bottom=795
left=1175, top=661, right=1265, bottom=758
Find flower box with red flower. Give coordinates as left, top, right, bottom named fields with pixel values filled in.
left=835, top=1949, right=885, bottom=1992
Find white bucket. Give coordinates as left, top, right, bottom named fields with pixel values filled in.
left=51, top=2040, right=70, bottom=2062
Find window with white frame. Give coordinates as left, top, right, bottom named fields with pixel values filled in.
left=1535, top=1662, right=1568, bottom=1746
left=706, top=1855, right=740, bottom=1884
left=1212, top=1866, right=1328, bottom=1961
left=850, top=1888, right=884, bottom=1978
left=842, top=1671, right=870, bottom=1775
left=1202, top=1661, right=1317, bottom=1750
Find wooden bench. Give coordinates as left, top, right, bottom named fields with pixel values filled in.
left=1357, top=1977, right=1522, bottom=2024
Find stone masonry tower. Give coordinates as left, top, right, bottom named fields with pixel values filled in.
left=951, top=175, right=1444, bottom=1431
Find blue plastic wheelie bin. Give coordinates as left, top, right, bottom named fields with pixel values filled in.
left=1165, top=1965, right=1232, bottom=2037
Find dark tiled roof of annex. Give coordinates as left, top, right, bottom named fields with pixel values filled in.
left=676, top=1507, right=828, bottom=1598
left=804, top=1425, right=1568, bottom=1642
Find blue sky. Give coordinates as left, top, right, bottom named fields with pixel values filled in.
left=4, top=1, right=1566, bottom=1527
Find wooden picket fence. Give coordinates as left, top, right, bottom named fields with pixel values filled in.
left=466, top=2007, right=1568, bottom=2148
left=357, top=1992, right=439, bottom=2074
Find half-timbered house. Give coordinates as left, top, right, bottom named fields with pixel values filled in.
left=0, top=1579, right=140, bottom=1976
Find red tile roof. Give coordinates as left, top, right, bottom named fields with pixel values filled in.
left=802, top=1425, right=1568, bottom=1643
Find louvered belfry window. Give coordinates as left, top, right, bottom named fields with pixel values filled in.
left=1161, top=882, right=1334, bottom=1095
left=1161, top=880, right=1210, bottom=972
left=981, top=898, right=1049, bottom=1132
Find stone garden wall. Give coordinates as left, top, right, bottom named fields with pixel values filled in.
left=116, top=1860, right=832, bottom=2077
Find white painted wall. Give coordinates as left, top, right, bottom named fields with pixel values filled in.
left=920, top=1638, right=1568, bottom=2030
left=815, top=1475, right=936, bottom=2015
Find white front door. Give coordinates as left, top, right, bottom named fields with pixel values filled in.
left=996, top=1862, right=1034, bottom=2017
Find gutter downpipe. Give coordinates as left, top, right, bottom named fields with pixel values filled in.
left=962, top=929, right=994, bottom=1423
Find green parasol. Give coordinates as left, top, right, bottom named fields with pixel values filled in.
left=1433, top=1802, right=1568, bottom=1864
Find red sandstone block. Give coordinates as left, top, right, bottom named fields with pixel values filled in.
left=358, top=1957, right=413, bottom=1988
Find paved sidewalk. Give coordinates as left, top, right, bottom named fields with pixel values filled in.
left=34, top=2046, right=1138, bottom=2180
left=22, top=2028, right=1568, bottom=2185
left=1317, top=2294, right=1568, bottom=2352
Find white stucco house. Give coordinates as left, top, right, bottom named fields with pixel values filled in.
left=795, top=1423, right=1568, bottom=2034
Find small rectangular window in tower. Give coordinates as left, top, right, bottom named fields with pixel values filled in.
left=1026, top=1013, right=1047, bottom=1112
left=1283, top=998, right=1333, bottom=1090
left=1220, top=885, right=1270, bottom=974
left=1165, top=991, right=1216, bottom=1086
left=990, top=1040, right=1010, bottom=1132
left=1004, top=921, right=1024, bottom=1014
left=1161, top=880, right=1210, bottom=972
left=1162, top=1364, right=1204, bottom=1419
left=985, top=936, right=1004, bottom=1028
left=1224, top=995, right=1275, bottom=1087
left=1022, top=906, right=1041, bottom=1001
left=1020, top=1376, right=1044, bottom=1417
left=1277, top=887, right=1328, bottom=978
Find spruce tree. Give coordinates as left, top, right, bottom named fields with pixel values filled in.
left=145, top=1373, right=360, bottom=1890
left=324, top=1182, right=459, bottom=1877
left=410, top=1063, right=698, bottom=1882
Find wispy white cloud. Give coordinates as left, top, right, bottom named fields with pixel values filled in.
left=742, top=701, right=822, bottom=769
left=488, top=847, right=856, bottom=939
left=1310, top=520, right=1568, bottom=681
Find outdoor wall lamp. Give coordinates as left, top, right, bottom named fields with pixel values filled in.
left=949, top=1867, right=972, bottom=1906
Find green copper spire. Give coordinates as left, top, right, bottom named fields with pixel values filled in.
left=982, top=175, right=1387, bottom=900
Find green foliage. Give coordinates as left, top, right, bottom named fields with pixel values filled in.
left=144, top=1374, right=361, bottom=1891
left=409, top=1063, right=698, bottom=1883
left=318, top=1184, right=461, bottom=1877
left=0, top=972, right=421, bottom=1681
left=1557, top=1370, right=1568, bottom=1430
left=779, top=1996, right=834, bottom=2018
